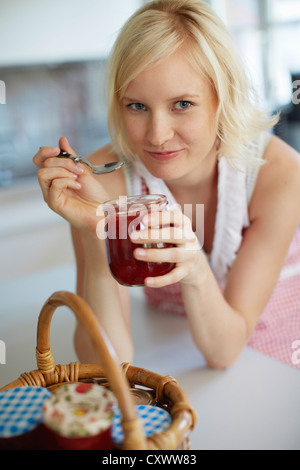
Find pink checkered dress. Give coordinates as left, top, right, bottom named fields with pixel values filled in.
left=142, top=229, right=300, bottom=370
left=121, top=135, right=300, bottom=369
left=247, top=229, right=300, bottom=368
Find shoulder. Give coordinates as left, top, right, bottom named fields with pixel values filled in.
left=262, top=134, right=300, bottom=179
left=260, top=134, right=300, bottom=188
left=87, top=143, right=118, bottom=164
left=86, top=143, right=128, bottom=199
left=224, top=136, right=300, bottom=327
left=249, top=135, right=300, bottom=222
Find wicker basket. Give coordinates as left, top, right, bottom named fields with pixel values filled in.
left=0, top=291, right=196, bottom=450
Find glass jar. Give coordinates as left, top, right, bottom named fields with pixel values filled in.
left=103, top=194, right=175, bottom=286
left=0, top=386, right=51, bottom=450
left=42, top=383, right=115, bottom=450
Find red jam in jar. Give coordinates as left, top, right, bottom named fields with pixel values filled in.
left=103, top=194, right=175, bottom=286
left=0, top=386, right=51, bottom=450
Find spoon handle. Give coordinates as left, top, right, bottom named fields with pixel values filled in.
left=57, top=151, right=93, bottom=169
left=57, top=151, right=81, bottom=162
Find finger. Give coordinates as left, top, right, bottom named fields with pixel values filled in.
left=33, top=136, right=76, bottom=169
left=142, top=209, right=185, bottom=228
left=45, top=178, right=81, bottom=215
left=33, top=146, right=60, bottom=168
left=44, top=155, right=84, bottom=175
left=46, top=176, right=81, bottom=205
left=58, top=136, right=92, bottom=176
left=134, top=245, right=198, bottom=264
left=59, top=136, right=77, bottom=155
left=37, top=167, right=80, bottom=196
left=49, top=176, right=81, bottom=192
left=144, top=264, right=189, bottom=288
left=130, top=226, right=197, bottom=245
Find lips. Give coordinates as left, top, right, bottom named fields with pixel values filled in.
left=146, top=149, right=184, bottom=161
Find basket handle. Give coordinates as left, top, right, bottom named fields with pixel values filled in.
left=36, top=290, right=147, bottom=450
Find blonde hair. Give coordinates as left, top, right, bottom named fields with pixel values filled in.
left=106, top=0, right=278, bottom=166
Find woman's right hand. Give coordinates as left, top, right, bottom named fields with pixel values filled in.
left=33, top=136, right=109, bottom=233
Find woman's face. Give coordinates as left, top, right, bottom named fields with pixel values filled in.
left=121, top=49, right=219, bottom=184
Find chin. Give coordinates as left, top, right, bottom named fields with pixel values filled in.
left=144, top=161, right=183, bottom=181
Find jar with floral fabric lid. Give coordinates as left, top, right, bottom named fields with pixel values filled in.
left=42, top=383, right=116, bottom=450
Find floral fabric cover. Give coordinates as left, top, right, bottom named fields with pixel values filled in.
left=43, top=383, right=115, bottom=438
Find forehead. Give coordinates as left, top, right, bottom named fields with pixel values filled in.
left=123, top=50, right=214, bottom=100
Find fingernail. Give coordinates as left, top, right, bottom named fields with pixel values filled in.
left=135, top=249, right=146, bottom=258
left=75, top=164, right=84, bottom=174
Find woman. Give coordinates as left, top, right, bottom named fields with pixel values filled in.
left=33, top=0, right=300, bottom=369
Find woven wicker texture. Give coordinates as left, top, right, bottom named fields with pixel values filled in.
left=0, top=291, right=197, bottom=450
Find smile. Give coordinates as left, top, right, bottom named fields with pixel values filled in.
left=146, top=149, right=184, bottom=161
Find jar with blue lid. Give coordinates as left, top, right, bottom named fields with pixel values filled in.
left=112, top=405, right=172, bottom=448
left=0, top=386, right=51, bottom=449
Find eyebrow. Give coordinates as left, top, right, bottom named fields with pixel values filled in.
left=122, top=94, right=201, bottom=102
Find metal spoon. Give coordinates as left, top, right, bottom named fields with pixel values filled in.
left=57, top=151, right=123, bottom=174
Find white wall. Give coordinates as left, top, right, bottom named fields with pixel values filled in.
left=0, top=0, right=141, bottom=66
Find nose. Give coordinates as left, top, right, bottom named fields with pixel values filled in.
left=146, top=112, right=174, bottom=147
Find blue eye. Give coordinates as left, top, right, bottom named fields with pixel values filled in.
left=128, top=103, right=147, bottom=111
left=175, top=100, right=192, bottom=110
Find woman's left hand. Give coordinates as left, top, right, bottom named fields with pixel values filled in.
left=130, top=209, right=202, bottom=287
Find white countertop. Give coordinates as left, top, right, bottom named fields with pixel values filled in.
left=0, top=263, right=299, bottom=450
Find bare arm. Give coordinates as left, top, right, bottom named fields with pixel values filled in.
left=71, top=226, right=132, bottom=364
left=182, top=136, right=300, bottom=367
left=34, top=137, right=133, bottom=364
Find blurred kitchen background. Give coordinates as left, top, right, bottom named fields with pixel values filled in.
left=0, top=1, right=300, bottom=383
left=0, top=0, right=144, bottom=285
left=1, top=0, right=300, bottom=282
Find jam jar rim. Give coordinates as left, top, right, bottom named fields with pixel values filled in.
left=102, top=194, right=167, bottom=215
